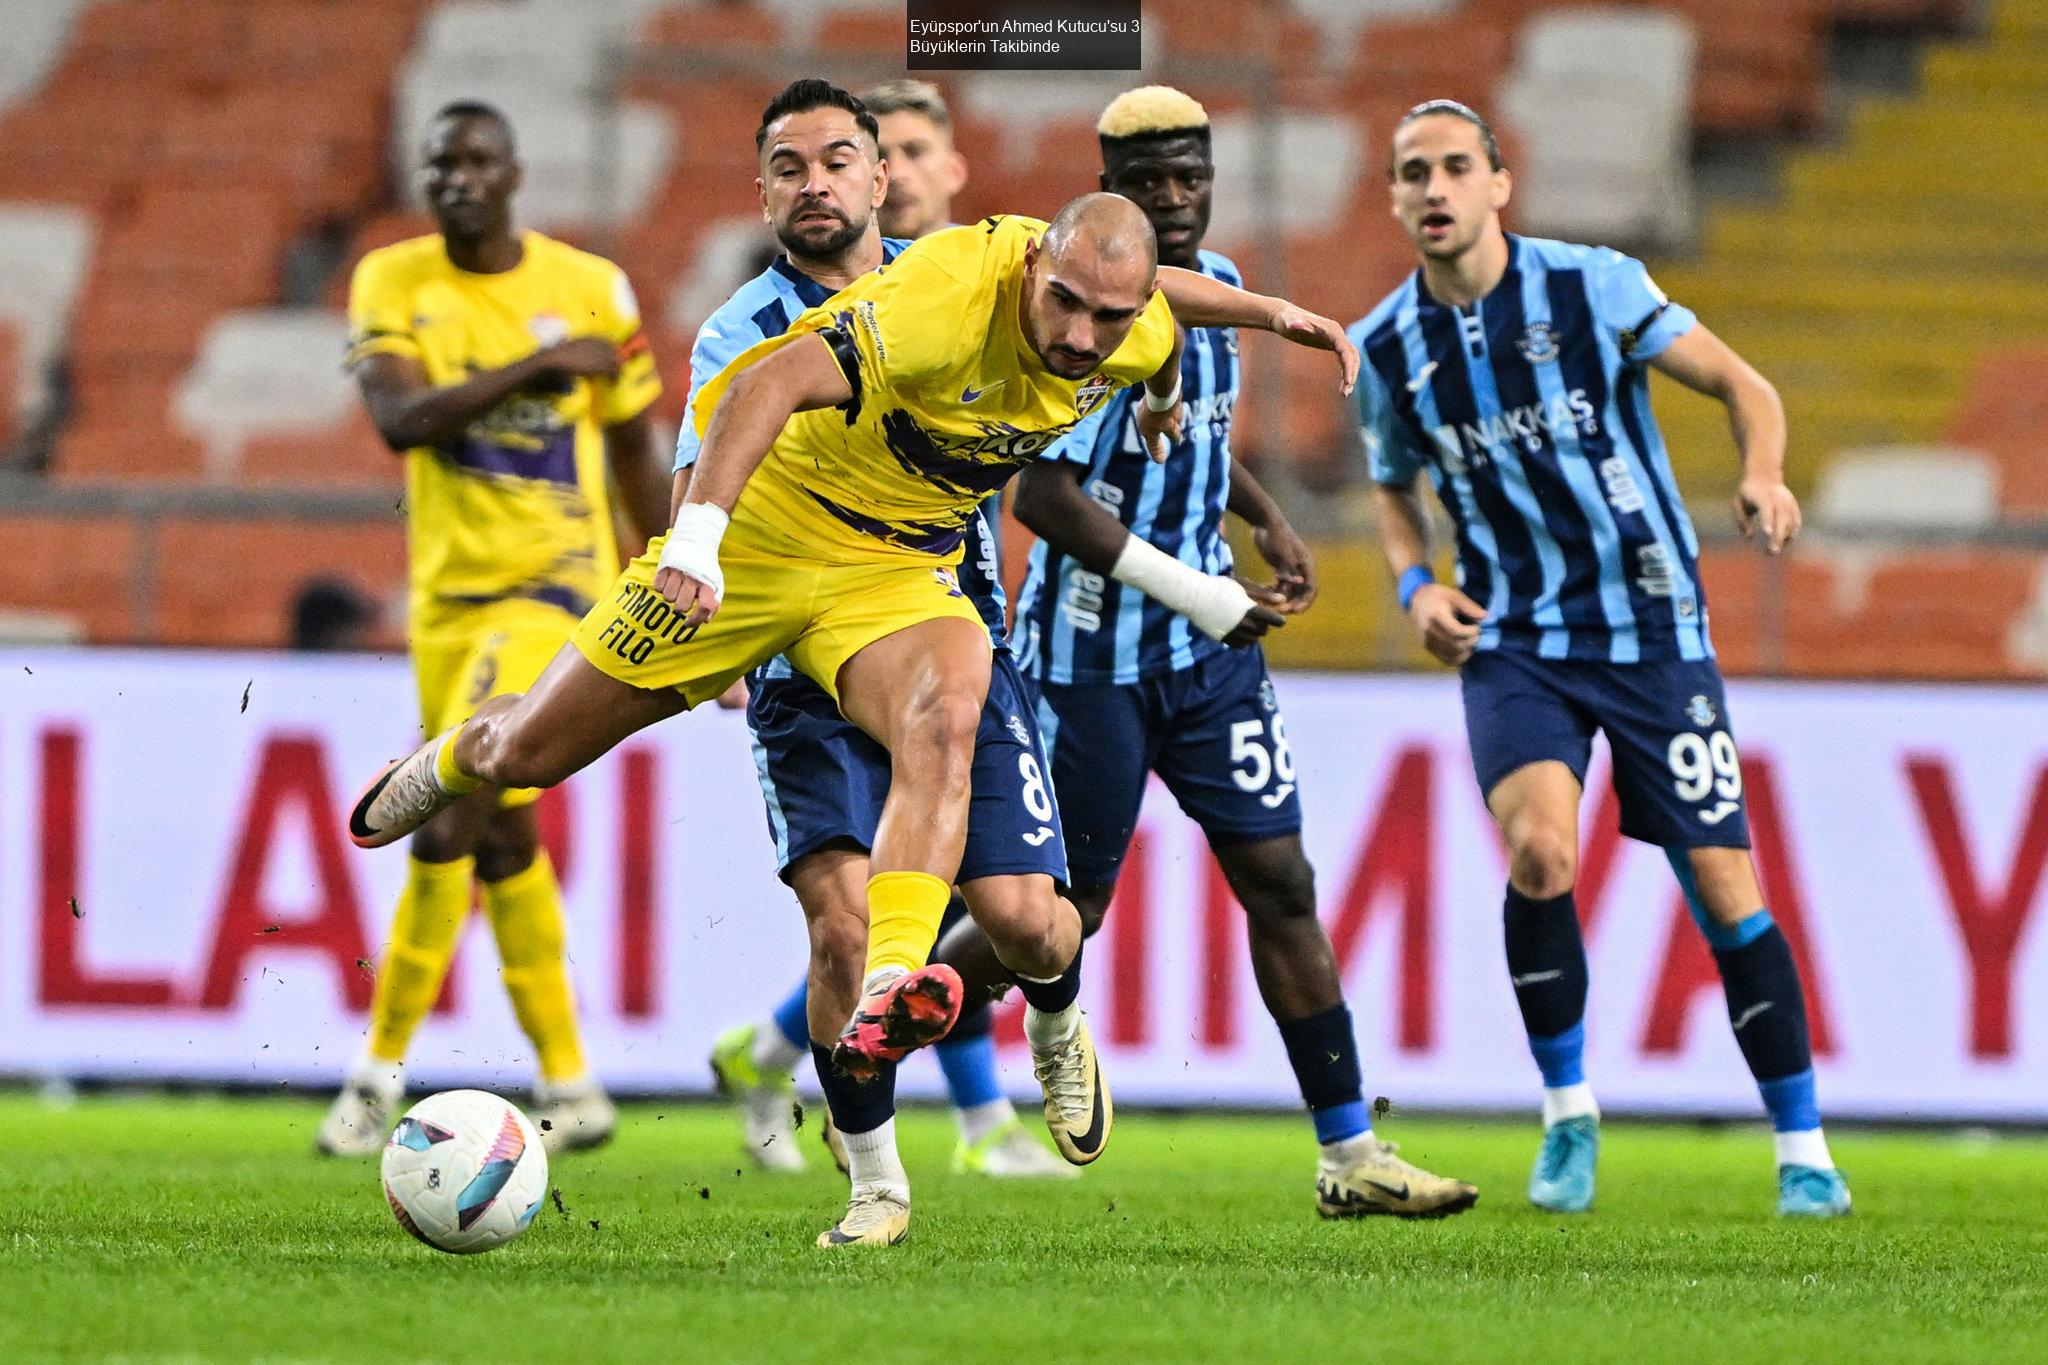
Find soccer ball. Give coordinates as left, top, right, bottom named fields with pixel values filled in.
left=380, top=1090, right=549, bottom=1254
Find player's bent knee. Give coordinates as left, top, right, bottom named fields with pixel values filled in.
left=1509, top=826, right=1578, bottom=900
left=900, top=691, right=983, bottom=769
left=1228, top=851, right=1319, bottom=925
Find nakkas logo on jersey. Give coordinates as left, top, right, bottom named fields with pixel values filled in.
left=1430, top=389, right=1598, bottom=473
left=528, top=312, right=570, bottom=346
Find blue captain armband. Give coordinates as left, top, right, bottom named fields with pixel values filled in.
left=1397, top=565, right=1436, bottom=612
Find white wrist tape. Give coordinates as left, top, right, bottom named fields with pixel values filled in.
left=1143, top=373, right=1182, bottom=413
left=1110, top=535, right=1254, bottom=641
left=657, top=502, right=730, bottom=602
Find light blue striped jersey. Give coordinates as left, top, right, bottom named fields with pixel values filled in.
left=1350, top=234, right=1708, bottom=664
left=1014, top=248, right=1242, bottom=685
left=673, top=242, right=1010, bottom=681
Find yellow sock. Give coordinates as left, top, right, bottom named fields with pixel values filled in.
left=864, top=870, right=951, bottom=978
left=433, top=728, right=482, bottom=797
left=483, top=851, right=587, bottom=1084
left=365, top=856, right=475, bottom=1064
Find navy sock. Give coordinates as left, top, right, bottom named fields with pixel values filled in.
left=1009, top=939, right=1082, bottom=1014
left=810, top=1042, right=896, bottom=1136
left=1275, top=1003, right=1370, bottom=1143
left=1504, top=885, right=1588, bottom=1084
left=1709, top=913, right=1817, bottom=1124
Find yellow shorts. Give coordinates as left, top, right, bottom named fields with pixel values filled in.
left=413, top=601, right=577, bottom=808
left=570, top=530, right=987, bottom=707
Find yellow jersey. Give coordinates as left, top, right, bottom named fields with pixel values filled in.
left=691, top=215, right=1175, bottom=564
left=346, top=231, right=661, bottom=636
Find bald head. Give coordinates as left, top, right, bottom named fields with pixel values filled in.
left=1021, top=193, right=1161, bottom=380
left=1044, top=191, right=1159, bottom=278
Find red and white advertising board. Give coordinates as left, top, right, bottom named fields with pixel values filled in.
left=1, top=651, right=2042, bottom=1119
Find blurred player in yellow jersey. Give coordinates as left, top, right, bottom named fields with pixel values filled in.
left=316, top=101, right=670, bottom=1157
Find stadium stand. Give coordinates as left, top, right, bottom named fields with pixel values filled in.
left=0, top=0, right=2034, bottom=674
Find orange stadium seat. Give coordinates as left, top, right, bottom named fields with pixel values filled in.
left=152, top=516, right=407, bottom=648
left=238, top=411, right=401, bottom=490
left=1695, top=547, right=1844, bottom=675
left=93, top=187, right=290, bottom=310
left=1947, top=349, right=2048, bottom=521
left=1837, top=551, right=2042, bottom=679
left=639, top=3, right=785, bottom=57
left=0, top=513, right=142, bottom=641
left=1145, top=0, right=1324, bottom=70
left=1347, top=14, right=1514, bottom=116
left=0, top=85, right=165, bottom=210
left=54, top=413, right=206, bottom=483
left=814, top=10, right=906, bottom=59
left=56, top=0, right=248, bottom=91
left=0, top=321, right=20, bottom=449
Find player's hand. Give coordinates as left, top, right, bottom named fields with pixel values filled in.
left=1223, top=577, right=1288, bottom=646
left=537, top=337, right=622, bottom=382
left=713, top=677, right=749, bottom=710
left=1136, top=398, right=1184, bottom=463
left=1252, top=518, right=1318, bottom=615
left=1409, top=582, right=1487, bottom=666
left=1265, top=302, right=1359, bottom=396
left=1733, top=476, right=1802, bottom=554
left=653, top=565, right=722, bottom=626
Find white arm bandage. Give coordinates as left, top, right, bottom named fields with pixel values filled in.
left=1109, top=535, right=1255, bottom=642
left=656, top=502, right=730, bottom=602
left=1143, top=373, right=1182, bottom=413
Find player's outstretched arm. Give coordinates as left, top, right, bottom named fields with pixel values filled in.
left=1227, top=461, right=1316, bottom=614
left=1154, top=267, right=1358, bottom=395
left=653, top=332, right=854, bottom=624
left=354, top=339, right=620, bottom=452
left=1013, top=462, right=1283, bottom=646
left=1649, top=324, right=1801, bottom=553
left=603, top=409, right=672, bottom=560
left=1373, top=479, right=1484, bottom=667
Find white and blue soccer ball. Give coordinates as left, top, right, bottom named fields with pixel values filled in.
left=380, top=1090, right=549, bottom=1254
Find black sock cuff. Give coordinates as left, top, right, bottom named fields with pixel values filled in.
left=809, top=1042, right=896, bottom=1135
left=1008, top=939, right=1082, bottom=1015
left=1275, top=1002, right=1364, bottom=1112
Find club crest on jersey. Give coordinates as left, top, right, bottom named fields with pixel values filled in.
left=1258, top=679, right=1278, bottom=713
left=528, top=312, right=569, bottom=346
left=1517, top=323, right=1561, bottom=365
left=1685, top=694, right=1717, bottom=728
left=1006, top=713, right=1031, bottom=746
left=1075, top=374, right=1114, bottom=413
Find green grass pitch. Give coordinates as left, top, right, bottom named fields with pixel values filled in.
left=4, top=1095, right=2045, bottom=1362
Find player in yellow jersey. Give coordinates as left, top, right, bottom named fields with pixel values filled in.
left=317, top=101, right=670, bottom=1158
left=347, top=179, right=1356, bottom=1201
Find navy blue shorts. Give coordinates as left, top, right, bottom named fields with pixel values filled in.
left=1460, top=648, right=1752, bottom=849
left=746, top=648, right=1068, bottom=885
left=1035, top=644, right=1305, bottom=889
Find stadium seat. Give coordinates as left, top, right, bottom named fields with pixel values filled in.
left=171, top=311, right=358, bottom=476
left=238, top=410, right=400, bottom=489
left=1812, top=446, right=1999, bottom=534
left=0, top=320, right=19, bottom=449
left=638, top=3, right=786, bottom=57
left=1499, top=7, right=1695, bottom=249
left=1945, top=348, right=2048, bottom=522
left=152, top=515, right=407, bottom=647
left=0, top=204, right=94, bottom=435
left=1207, top=111, right=1363, bottom=240
left=0, top=512, right=141, bottom=641
left=0, top=0, right=94, bottom=115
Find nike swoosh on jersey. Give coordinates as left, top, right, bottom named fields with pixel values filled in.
left=1406, top=361, right=1440, bottom=392
left=960, top=379, right=1006, bottom=403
